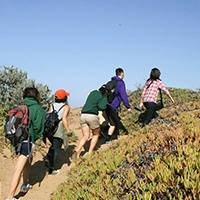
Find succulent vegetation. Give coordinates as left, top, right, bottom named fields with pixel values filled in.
left=52, top=88, right=200, bottom=200
left=0, top=67, right=200, bottom=199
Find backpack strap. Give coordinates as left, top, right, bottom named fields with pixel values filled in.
left=146, top=80, right=163, bottom=105
left=52, top=103, right=66, bottom=122
left=146, top=80, right=154, bottom=89
left=159, top=88, right=163, bottom=103
left=52, top=103, right=66, bottom=113
left=57, top=104, right=66, bottom=113
left=52, top=104, right=55, bottom=111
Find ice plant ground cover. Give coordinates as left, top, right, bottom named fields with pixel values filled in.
left=52, top=89, right=200, bottom=200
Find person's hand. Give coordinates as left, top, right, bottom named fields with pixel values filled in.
left=128, top=108, right=132, bottom=112
left=139, top=102, right=144, bottom=108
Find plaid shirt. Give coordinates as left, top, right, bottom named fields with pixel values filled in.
left=141, top=80, right=169, bottom=103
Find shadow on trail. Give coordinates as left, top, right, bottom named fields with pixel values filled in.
left=15, top=144, right=76, bottom=199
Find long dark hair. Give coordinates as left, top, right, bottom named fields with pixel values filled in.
left=23, top=87, right=40, bottom=102
left=148, top=68, right=161, bottom=81
left=99, top=85, right=108, bottom=96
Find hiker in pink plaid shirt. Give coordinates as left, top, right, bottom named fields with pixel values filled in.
left=140, top=68, right=174, bottom=125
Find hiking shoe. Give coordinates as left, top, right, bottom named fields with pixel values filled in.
left=105, top=135, right=112, bottom=144
left=20, top=183, right=32, bottom=193
left=106, top=140, right=112, bottom=145
left=49, top=170, right=60, bottom=175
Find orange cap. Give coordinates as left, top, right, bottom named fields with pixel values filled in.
left=55, top=89, right=70, bottom=100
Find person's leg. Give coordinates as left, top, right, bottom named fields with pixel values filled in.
left=153, top=102, right=164, bottom=119
left=105, top=106, right=118, bottom=139
left=48, top=138, right=63, bottom=173
left=20, top=141, right=33, bottom=186
left=109, top=109, right=121, bottom=140
left=52, top=138, right=63, bottom=170
left=143, top=102, right=157, bottom=125
left=108, top=125, right=115, bottom=137
left=117, top=113, right=128, bottom=134
left=47, top=142, right=54, bottom=171
left=89, top=128, right=100, bottom=153
left=23, top=156, right=32, bottom=185
left=7, top=155, right=28, bottom=199
left=76, top=125, right=90, bottom=158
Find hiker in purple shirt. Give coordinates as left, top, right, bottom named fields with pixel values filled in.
left=104, top=68, right=131, bottom=143
left=111, top=75, right=131, bottom=110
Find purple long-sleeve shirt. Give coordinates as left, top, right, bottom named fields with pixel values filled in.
left=110, top=76, right=130, bottom=109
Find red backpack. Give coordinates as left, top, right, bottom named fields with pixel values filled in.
left=4, top=105, right=29, bottom=152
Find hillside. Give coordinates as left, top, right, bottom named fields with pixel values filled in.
left=52, top=88, right=200, bottom=200
left=0, top=88, right=200, bottom=200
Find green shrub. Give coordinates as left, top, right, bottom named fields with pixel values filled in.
left=0, top=66, right=51, bottom=109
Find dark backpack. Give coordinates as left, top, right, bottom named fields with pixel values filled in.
left=105, top=79, right=119, bottom=104
left=4, top=105, right=29, bottom=150
left=43, top=104, right=65, bottom=140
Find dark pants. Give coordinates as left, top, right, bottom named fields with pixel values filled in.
left=105, top=105, right=128, bottom=139
left=46, top=137, right=63, bottom=172
left=143, top=102, right=163, bottom=125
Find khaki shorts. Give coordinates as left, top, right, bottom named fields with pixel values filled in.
left=80, top=113, right=100, bottom=130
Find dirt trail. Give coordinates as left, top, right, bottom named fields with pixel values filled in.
left=1, top=108, right=82, bottom=200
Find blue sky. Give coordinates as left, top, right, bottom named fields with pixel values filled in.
left=0, top=0, right=200, bottom=107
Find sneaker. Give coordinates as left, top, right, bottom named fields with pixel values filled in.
left=20, top=183, right=32, bottom=193
left=49, top=169, right=60, bottom=175
left=106, top=140, right=112, bottom=145
left=105, top=135, right=112, bottom=144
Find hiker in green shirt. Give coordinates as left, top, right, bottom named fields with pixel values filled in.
left=72, top=86, right=108, bottom=160
left=6, top=88, right=45, bottom=200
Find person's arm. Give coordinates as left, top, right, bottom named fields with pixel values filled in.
left=98, top=97, right=108, bottom=111
left=62, top=105, right=71, bottom=133
left=159, top=81, right=174, bottom=103
left=118, top=81, right=131, bottom=109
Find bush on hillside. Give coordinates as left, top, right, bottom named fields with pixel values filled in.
left=0, top=66, right=51, bottom=152
left=0, top=66, right=51, bottom=110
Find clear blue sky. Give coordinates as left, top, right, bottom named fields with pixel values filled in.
left=0, top=0, right=200, bottom=107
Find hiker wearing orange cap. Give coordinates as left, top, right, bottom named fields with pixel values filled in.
left=55, top=89, right=70, bottom=100
left=44, top=89, right=71, bottom=175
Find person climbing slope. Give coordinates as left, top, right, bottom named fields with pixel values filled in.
left=140, top=68, right=174, bottom=126
left=72, top=86, right=108, bottom=160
